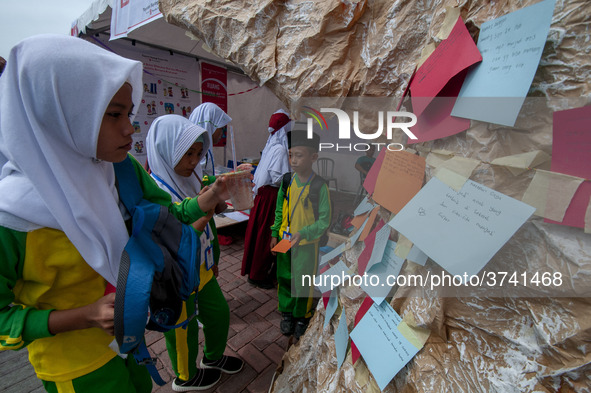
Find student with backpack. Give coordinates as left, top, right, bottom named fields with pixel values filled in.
left=0, top=35, right=234, bottom=393
left=270, top=126, right=332, bottom=339
left=146, top=115, right=243, bottom=391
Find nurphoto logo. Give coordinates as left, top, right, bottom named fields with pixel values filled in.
left=304, top=107, right=418, bottom=152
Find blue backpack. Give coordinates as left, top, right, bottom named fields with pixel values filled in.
left=113, top=156, right=200, bottom=385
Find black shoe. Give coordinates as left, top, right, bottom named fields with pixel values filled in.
left=294, top=318, right=310, bottom=339
left=280, top=312, right=295, bottom=336
left=247, top=277, right=274, bottom=289
left=172, top=368, right=221, bottom=391
left=200, top=355, right=244, bottom=374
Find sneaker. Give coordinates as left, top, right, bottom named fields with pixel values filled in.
left=172, top=368, right=221, bottom=392
left=280, top=312, right=295, bottom=336
left=247, top=277, right=274, bottom=290
left=200, top=355, right=244, bottom=374
left=293, top=318, right=310, bottom=339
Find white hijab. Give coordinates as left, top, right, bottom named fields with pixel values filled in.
left=0, top=35, right=143, bottom=285
left=146, top=115, right=210, bottom=199
left=253, top=110, right=292, bottom=194
left=189, top=102, right=232, bottom=175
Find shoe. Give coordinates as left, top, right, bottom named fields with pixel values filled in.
left=280, top=312, right=295, bottom=336
left=247, top=277, right=274, bottom=289
left=200, top=355, right=244, bottom=374
left=172, top=368, right=221, bottom=392
left=294, top=318, right=310, bottom=339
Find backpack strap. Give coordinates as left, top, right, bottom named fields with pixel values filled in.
left=281, top=172, right=292, bottom=198
left=307, top=175, right=327, bottom=221
left=133, top=341, right=167, bottom=386
left=113, top=156, right=144, bottom=213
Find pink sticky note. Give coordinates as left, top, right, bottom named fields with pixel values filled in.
left=351, top=296, right=375, bottom=364
left=410, top=16, right=482, bottom=115
left=363, top=148, right=385, bottom=195
left=545, top=105, right=591, bottom=228
left=409, top=17, right=481, bottom=143
left=357, top=220, right=386, bottom=276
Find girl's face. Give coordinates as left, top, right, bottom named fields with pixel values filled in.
left=96, top=83, right=135, bottom=162
left=174, top=141, right=204, bottom=177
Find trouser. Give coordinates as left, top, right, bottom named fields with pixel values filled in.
left=42, top=355, right=151, bottom=393
left=277, top=242, right=319, bottom=319
left=164, top=277, right=229, bottom=381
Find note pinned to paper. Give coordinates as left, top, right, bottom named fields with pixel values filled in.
left=364, top=224, right=392, bottom=274
left=361, top=240, right=406, bottom=304
left=335, top=307, right=349, bottom=370
left=324, top=288, right=339, bottom=328
left=364, top=149, right=386, bottom=195
left=407, top=245, right=429, bottom=266
left=351, top=296, right=374, bottom=365
left=490, top=150, right=551, bottom=176
left=271, top=238, right=292, bottom=253
left=316, top=260, right=351, bottom=294
left=373, top=151, right=426, bottom=214
left=350, top=302, right=421, bottom=391
left=409, top=16, right=481, bottom=143
left=451, top=0, right=556, bottom=126
left=522, top=169, right=584, bottom=222
left=320, top=242, right=346, bottom=267
left=354, top=195, right=376, bottom=217
left=389, top=177, right=535, bottom=277
left=358, top=220, right=386, bottom=276
left=546, top=105, right=591, bottom=228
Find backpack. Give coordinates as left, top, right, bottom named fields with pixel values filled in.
left=281, top=172, right=331, bottom=246
left=113, top=156, right=200, bottom=386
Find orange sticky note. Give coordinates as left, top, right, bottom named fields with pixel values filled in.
left=373, top=150, right=425, bottom=214
left=271, top=238, right=292, bottom=253
left=358, top=206, right=380, bottom=242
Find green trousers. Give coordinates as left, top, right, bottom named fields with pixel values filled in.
left=42, top=355, right=151, bottom=393
left=164, top=277, right=229, bottom=381
left=277, top=242, right=319, bottom=319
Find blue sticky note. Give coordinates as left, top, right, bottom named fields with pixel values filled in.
left=350, top=302, right=419, bottom=391
left=324, top=289, right=339, bottom=329
left=316, top=260, right=351, bottom=293
left=361, top=241, right=406, bottom=304
left=451, top=0, right=556, bottom=126
left=363, top=224, right=391, bottom=274
left=354, top=195, right=375, bottom=216
left=389, top=178, right=535, bottom=277
left=407, top=244, right=428, bottom=266
left=320, top=242, right=346, bottom=267
left=335, top=307, right=349, bottom=369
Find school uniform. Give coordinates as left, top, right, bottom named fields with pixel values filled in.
left=242, top=110, right=292, bottom=284
left=271, top=173, right=331, bottom=319
left=146, top=115, right=236, bottom=384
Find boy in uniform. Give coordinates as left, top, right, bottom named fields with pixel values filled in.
left=270, top=126, right=331, bottom=339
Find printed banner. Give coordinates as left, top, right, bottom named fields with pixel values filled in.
left=110, top=0, right=162, bottom=40
left=201, top=62, right=228, bottom=146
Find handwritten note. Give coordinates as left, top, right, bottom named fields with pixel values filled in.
left=451, top=0, right=556, bottom=126
left=373, top=151, right=426, bottom=214
left=545, top=105, right=591, bottom=228
left=389, top=177, right=535, bottom=277
left=351, top=296, right=374, bottom=364
left=361, top=241, right=406, bottom=304
left=350, top=302, right=420, bottom=391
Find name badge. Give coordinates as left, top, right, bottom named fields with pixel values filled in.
left=205, top=245, right=214, bottom=270
left=282, top=231, right=292, bottom=241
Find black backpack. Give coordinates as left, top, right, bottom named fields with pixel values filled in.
left=280, top=172, right=331, bottom=246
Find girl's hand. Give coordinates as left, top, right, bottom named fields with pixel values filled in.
left=270, top=237, right=278, bottom=255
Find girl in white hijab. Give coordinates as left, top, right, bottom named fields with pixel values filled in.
left=145, top=114, right=244, bottom=390
left=189, top=102, right=232, bottom=176
left=0, top=35, right=232, bottom=393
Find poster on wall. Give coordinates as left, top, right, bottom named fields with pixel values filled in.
left=94, top=36, right=201, bottom=164
left=110, top=0, right=162, bottom=40
left=201, top=62, right=228, bottom=147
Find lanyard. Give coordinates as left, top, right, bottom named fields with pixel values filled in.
left=286, top=173, right=314, bottom=227
left=151, top=173, right=183, bottom=201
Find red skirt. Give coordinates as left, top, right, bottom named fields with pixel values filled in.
left=241, top=185, right=279, bottom=281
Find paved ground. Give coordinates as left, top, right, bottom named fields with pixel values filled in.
left=0, top=222, right=288, bottom=393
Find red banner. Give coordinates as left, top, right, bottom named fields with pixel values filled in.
left=201, top=62, right=228, bottom=146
